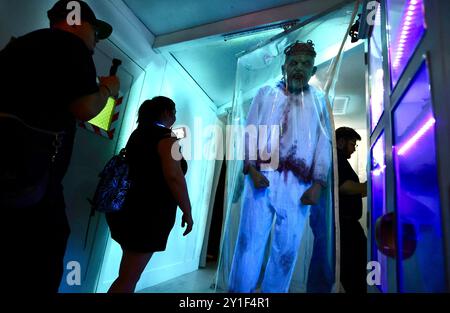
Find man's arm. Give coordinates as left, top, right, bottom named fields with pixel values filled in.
left=340, top=181, right=367, bottom=197
left=243, top=88, right=262, bottom=175
left=301, top=131, right=330, bottom=205
left=70, top=76, right=120, bottom=121
left=247, top=164, right=270, bottom=189
left=302, top=96, right=332, bottom=205
left=243, top=87, right=273, bottom=189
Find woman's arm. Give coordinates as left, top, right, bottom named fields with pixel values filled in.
left=158, top=138, right=193, bottom=236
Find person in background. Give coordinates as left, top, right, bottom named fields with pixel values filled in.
left=106, top=97, right=194, bottom=293
left=336, top=127, right=367, bottom=293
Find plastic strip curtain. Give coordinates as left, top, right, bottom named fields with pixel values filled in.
left=215, top=1, right=360, bottom=292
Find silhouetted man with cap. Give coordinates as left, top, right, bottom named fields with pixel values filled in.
left=0, top=0, right=119, bottom=293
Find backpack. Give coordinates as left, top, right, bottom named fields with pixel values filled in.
left=90, top=149, right=131, bottom=213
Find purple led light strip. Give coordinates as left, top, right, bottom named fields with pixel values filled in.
left=392, top=0, right=423, bottom=70
left=397, top=117, right=435, bottom=156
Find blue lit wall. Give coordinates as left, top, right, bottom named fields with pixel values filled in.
left=97, top=60, right=222, bottom=292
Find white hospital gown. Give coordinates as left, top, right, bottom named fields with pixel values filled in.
left=245, top=83, right=331, bottom=185
left=229, top=83, right=332, bottom=293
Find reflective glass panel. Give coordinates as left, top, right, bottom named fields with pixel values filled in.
left=387, top=0, right=426, bottom=89
left=369, top=4, right=384, bottom=132
left=393, top=61, right=445, bottom=292
left=370, top=132, right=388, bottom=292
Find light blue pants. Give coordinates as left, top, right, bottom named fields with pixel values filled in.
left=229, top=171, right=311, bottom=293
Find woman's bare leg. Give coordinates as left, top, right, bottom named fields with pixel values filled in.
left=108, top=249, right=153, bottom=293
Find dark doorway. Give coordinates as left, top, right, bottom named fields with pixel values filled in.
left=206, top=161, right=226, bottom=262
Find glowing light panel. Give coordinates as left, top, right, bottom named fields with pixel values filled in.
left=370, top=132, right=388, bottom=293
left=392, top=62, right=445, bottom=292
left=387, top=0, right=426, bottom=88
left=397, top=117, right=435, bottom=156
left=369, top=4, right=384, bottom=132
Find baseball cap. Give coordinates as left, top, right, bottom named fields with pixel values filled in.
left=47, top=0, right=113, bottom=40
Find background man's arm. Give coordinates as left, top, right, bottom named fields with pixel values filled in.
left=340, top=181, right=367, bottom=197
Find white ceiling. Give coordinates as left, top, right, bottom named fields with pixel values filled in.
left=122, top=0, right=367, bottom=130
left=329, top=43, right=367, bottom=130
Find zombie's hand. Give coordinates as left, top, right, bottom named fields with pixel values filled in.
left=249, top=166, right=270, bottom=189
left=301, top=183, right=322, bottom=205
